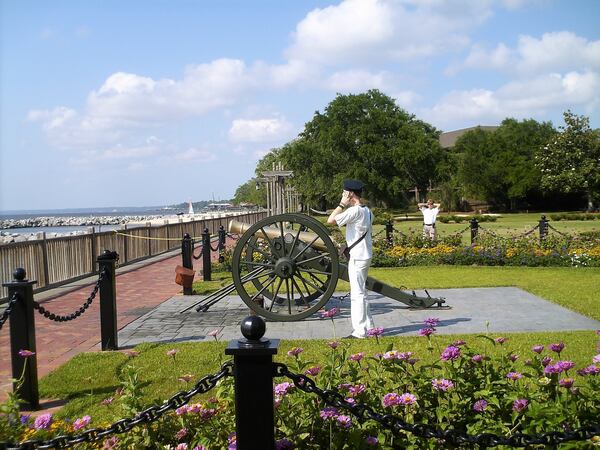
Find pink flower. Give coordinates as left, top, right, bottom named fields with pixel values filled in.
left=336, top=415, right=352, bottom=428
left=175, top=428, right=188, bottom=440
left=431, top=378, right=454, bottom=391
left=18, top=349, right=35, bottom=357
left=541, top=356, right=553, bottom=367
left=424, top=317, right=440, bottom=327
left=304, top=366, right=321, bottom=376
left=452, top=339, right=466, bottom=347
left=287, top=347, right=303, bottom=357
left=593, top=354, right=600, bottom=364
left=440, top=345, right=461, bottom=361
left=419, top=327, right=435, bottom=336
left=494, top=337, right=508, bottom=345
left=512, top=399, right=529, bottom=413
left=506, top=372, right=523, bottom=381
left=556, top=360, right=575, bottom=372
left=399, top=393, right=417, bottom=406
left=167, top=349, right=178, bottom=358
left=349, top=352, right=365, bottom=362
left=103, top=437, right=119, bottom=450
left=175, top=444, right=188, bottom=450
left=34, top=413, right=52, bottom=429
left=327, top=341, right=340, bottom=349
left=532, top=345, right=544, bottom=354
left=472, top=354, right=484, bottom=363
left=320, top=307, right=339, bottom=319
left=382, top=393, right=401, bottom=408
left=548, top=342, right=565, bottom=354
left=473, top=399, right=488, bottom=412
left=274, top=382, right=294, bottom=396
left=348, top=384, right=366, bottom=396
left=366, top=436, right=378, bottom=446
left=176, top=406, right=190, bottom=415
left=367, top=327, right=384, bottom=337
left=383, top=350, right=399, bottom=360
left=72, top=415, right=91, bottom=430
left=124, top=350, right=140, bottom=358
left=101, top=397, right=114, bottom=405
left=179, top=374, right=193, bottom=383
left=398, top=351, right=414, bottom=361
left=207, top=329, right=219, bottom=341
left=508, top=354, right=519, bottom=362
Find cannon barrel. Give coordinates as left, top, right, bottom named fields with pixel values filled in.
left=228, top=219, right=329, bottom=252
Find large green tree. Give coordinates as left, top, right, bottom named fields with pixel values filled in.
left=280, top=90, right=442, bottom=208
left=455, top=119, right=555, bottom=210
left=536, top=111, right=600, bottom=211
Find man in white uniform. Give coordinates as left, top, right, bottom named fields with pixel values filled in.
left=327, top=180, right=374, bottom=339
left=418, top=199, right=441, bottom=240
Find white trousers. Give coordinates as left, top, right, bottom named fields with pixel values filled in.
left=348, top=258, right=373, bottom=338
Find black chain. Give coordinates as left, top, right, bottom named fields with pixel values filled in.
left=192, top=247, right=204, bottom=260
left=0, top=362, right=233, bottom=450
left=547, top=222, right=570, bottom=237
left=227, top=232, right=240, bottom=241
left=478, top=224, right=539, bottom=240
left=32, top=269, right=107, bottom=323
left=273, top=363, right=599, bottom=447
left=0, top=292, right=20, bottom=331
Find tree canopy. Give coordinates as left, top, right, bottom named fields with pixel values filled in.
left=279, top=90, right=443, bottom=208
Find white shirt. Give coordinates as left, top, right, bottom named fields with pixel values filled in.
left=420, top=206, right=439, bottom=225
left=335, top=205, right=373, bottom=260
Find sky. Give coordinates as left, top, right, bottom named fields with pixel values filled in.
left=1, top=0, right=599, bottom=211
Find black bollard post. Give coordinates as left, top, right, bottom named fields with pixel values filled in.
left=470, top=218, right=479, bottom=245
left=3, top=268, right=39, bottom=410
left=385, top=220, right=393, bottom=247
left=218, top=225, right=226, bottom=263
left=97, top=250, right=119, bottom=351
left=181, top=233, right=194, bottom=295
left=225, top=316, right=279, bottom=450
left=539, top=215, right=549, bottom=244
left=202, top=227, right=212, bottom=281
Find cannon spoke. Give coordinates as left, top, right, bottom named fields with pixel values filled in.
left=287, top=227, right=302, bottom=258
left=240, top=260, right=274, bottom=269
left=291, top=277, right=310, bottom=308
left=250, top=275, right=277, bottom=301
left=246, top=241, right=272, bottom=261
left=296, top=271, right=327, bottom=296
left=294, top=252, right=331, bottom=266
left=293, top=234, right=321, bottom=260
left=297, top=267, right=333, bottom=277
left=268, top=278, right=285, bottom=312
left=240, top=269, right=275, bottom=283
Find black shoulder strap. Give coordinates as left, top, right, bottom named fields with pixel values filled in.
left=346, top=209, right=371, bottom=251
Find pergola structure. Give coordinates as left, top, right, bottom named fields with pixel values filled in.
left=259, top=162, right=300, bottom=215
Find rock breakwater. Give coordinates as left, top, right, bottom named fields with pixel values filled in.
left=1, top=215, right=164, bottom=230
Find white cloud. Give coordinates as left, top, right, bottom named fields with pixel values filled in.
left=228, top=117, right=294, bottom=143
left=452, top=32, right=600, bottom=75
left=325, top=69, right=391, bottom=92
left=423, top=70, right=600, bottom=128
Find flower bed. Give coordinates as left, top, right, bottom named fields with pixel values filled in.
left=372, top=231, right=600, bottom=267
left=2, top=326, right=599, bottom=449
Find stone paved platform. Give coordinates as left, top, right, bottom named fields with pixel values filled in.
left=118, top=287, right=600, bottom=346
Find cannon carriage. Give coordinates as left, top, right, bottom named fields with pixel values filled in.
left=183, top=213, right=447, bottom=320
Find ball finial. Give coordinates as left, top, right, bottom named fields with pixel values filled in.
left=13, top=267, right=26, bottom=281
left=240, top=316, right=266, bottom=341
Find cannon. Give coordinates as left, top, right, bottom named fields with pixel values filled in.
left=182, top=213, right=447, bottom=321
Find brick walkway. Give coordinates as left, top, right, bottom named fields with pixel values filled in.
left=0, top=238, right=233, bottom=397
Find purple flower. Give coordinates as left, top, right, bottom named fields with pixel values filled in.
left=348, top=384, right=366, bottom=396
left=304, top=366, right=321, bottom=376
left=327, top=341, right=340, bottom=349
left=424, top=317, right=440, bottom=327
left=431, top=378, right=454, bottom=391
left=494, top=337, right=508, bottom=345
left=398, top=351, right=414, bottom=361
left=541, top=356, right=553, bottom=367
left=548, top=342, right=565, bottom=354
left=577, top=365, right=600, bottom=376
left=72, top=415, right=91, bottom=430
left=320, top=307, right=339, bottom=319
left=382, top=393, right=401, bottom=408
left=20, top=414, right=30, bottom=424
left=101, top=397, right=114, bottom=405
left=472, top=354, right=484, bottom=363
left=18, top=349, right=35, bottom=357
left=506, top=372, right=523, bottom=381
left=336, top=415, right=353, bottom=429
left=365, top=436, right=379, bottom=446
left=287, top=347, right=303, bottom=357
left=532, top=345, right=544, bottom=354
left=440, top=345, right=461, bottom=361
left=452, top=339, right=466, bottom=347
left=367, top=327, right=384, bottom=337
left=383, top=350, right=398, bottom=360
left=544, top=364, right=561, bottom=374
left=349, top=352, right=365, bottom=362
left=103, top=437, right=119, bottom=450
left=275, top=438, right=294, bottom=450
left=399, top=393, right=417, bottom=405
left=593, top=354, right=600, bottom=364
left=175, top=444, right=188, bottom=450
left=34, top=413, right=53, bottom=430
left=556, top=360, right=575, bottom=372
left=407, top=358, right=419, bottom=366
left=320, top=407, right=339, bottom=420
left=274, top=382, right=294, bottom=396
left=559, top=378, right=574, bottom=388
left=512, top=399, right=529, bottom=413
left=176, top=406, right=189, bottom=415
left=167, top=349, right=178, bottom=358
left=473, top=399, right=488, bottom=413
left=508, top=354, right=519, bottom=362
left=419, top=327, right=435, bottom=337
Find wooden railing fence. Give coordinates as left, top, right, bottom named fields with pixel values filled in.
left=0, top=211, right=267, bottom=301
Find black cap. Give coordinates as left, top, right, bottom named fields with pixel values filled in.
left=343, top=179, right=364, bottom=193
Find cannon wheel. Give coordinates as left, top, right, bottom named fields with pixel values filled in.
left=232, top=213, right=340, bottom=321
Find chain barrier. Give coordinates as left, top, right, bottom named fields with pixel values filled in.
left=226, top=232, right=240, bottom=241
left=478, top=224, right=539, bottom=241
left=31, top=269, right=107, bottom=323
left=0, top=362, right=233, bottom=450
left=192, top=247, right=204, bottom=260
left=274, top=363, right=599, bottom=448
left=0, top=292, right=20, bottom=331
left=547, top=222, right=570, bottom=237
left=443, top=224, right=471, bottom=239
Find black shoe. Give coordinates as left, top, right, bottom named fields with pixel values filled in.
left=342, top=334, right=357, bottom=339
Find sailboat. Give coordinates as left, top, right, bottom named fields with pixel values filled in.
left=188, top=200, right=195, bottom=215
